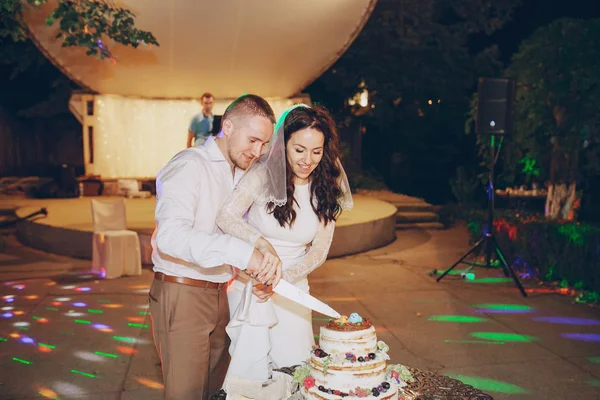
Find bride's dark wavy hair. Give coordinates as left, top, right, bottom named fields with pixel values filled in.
left=267, top=106, right=343, bottom=228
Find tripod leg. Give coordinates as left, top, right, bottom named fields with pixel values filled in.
left=437, top=237, right=485, bottom=282
left=492, top=236, right=528, bottom=297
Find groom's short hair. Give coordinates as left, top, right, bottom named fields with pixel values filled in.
left=223, top=94, right=276, bottom=125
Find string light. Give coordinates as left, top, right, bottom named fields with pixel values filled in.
left=92, top=95, right=303, bottom=178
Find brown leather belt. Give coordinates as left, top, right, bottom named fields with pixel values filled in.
left=154, top=272, right=227, bottom=290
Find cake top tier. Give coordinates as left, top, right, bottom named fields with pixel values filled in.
left=325, top=312, right=373, bottom=332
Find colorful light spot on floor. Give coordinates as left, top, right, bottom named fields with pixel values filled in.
left=561, top=333, right=600, bottom=342
left=532, top=317, right=600, bottom=326
left=588, top=356, right=600, bottom=364
left=92, top=323, right=112, bottom=332
left=429, top=315, right=488, bottom=323
left=13, top=357, right=31, bottom=365
left=95, top=351, right=118, bottom=359
left=473, top=303, right=534, bottom=314
left=74, top=351, right=108, bottom=362
left=116, top=346, right=137, bottom=355
left=72, top=302, right=87, bottom=307
left=127, top=323, right=148, bottom=328
left=38, top=388, right=60, bottom=399
left=445, top=374, right=528, bottom=394
left=75, top=319, right=91, bottom=325
left=103, top=304, right=123, bottom=309
left=135, top=377, right=164, bottom=390
left=65, top=312, right=85, bottom=317
left=71, top=369, right=95, bottom=378
left=88, top=309, right=103, bottom=314
left=470, top=332, right=537, bottom=342
left=21, top=336, right=35, bottom=344
left=113, top=336, right=136, bottom=343
left=75, top=287, right=91, bottom=292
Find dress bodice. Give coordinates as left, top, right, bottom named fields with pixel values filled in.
left=246, top=183, right=320, bottom=269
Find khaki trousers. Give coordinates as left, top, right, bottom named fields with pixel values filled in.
left=149, top=278, right=230, bottom=400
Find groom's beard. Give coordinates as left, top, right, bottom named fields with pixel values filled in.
left=229, top=150, right=255, bottom=171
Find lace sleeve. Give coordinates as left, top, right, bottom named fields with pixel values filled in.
left=216, top=168, right=266, bottom=246
left=283, top=221, right=335, bottom=285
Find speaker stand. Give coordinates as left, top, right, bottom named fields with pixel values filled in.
left=436, top=134, right=527, bottom=297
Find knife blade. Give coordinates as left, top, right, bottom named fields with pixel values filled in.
left=273, top=279, right=341, bottom=319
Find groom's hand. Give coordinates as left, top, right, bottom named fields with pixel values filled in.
left=245, top=248, right=264, bottom=277
left=255, top=238, right=282, bottom=287
left=256, top=251, right=282, bottom=287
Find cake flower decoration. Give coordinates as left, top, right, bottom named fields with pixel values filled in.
left=303, top=376, right=316, bottom=390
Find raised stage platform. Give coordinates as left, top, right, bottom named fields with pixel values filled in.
left=1, top=195, right=397, bottom=264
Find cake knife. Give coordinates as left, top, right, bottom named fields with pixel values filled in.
left=271, top=279, right=341, bottom=319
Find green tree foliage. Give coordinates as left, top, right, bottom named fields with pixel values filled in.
left=474, top=19, right=600, bottom=218
left=0, top=0, right=159, bottom=116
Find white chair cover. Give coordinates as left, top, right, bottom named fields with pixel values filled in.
left=90, top=199, right=142, bottom=279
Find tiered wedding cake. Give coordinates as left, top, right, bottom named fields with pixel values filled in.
left=294, top=313, right=412, bottom=399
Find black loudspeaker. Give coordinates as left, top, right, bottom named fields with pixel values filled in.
left=476, top=77, right=516, bottom=136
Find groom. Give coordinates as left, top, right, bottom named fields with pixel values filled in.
left=150, top=94, right=281, bottom=400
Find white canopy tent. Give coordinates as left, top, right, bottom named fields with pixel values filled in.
left=24, top=0, right=376, bottom=177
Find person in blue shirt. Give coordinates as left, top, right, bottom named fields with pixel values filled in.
left=187, top=92, right=215, bottom=148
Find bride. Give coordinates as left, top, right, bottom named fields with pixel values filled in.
left=216, top=104, right=352, bottom=397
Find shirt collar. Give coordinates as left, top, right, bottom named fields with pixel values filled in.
left=204, top=137, right=246, bottom=181
left=204, top=136, right=226, bottom=162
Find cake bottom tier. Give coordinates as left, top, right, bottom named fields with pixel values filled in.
left=302, top=385, right=398, bottom=400
left=309, top=359, right=388, bottom=392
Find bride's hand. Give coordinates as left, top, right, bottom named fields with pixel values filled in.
left=252, top=283, right=274, bottom=303
left=254, top=237, right=282, bottom=287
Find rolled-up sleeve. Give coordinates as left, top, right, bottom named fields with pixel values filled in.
left=154, top=154, right=254, bottom=269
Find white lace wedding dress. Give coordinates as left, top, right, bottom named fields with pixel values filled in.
left=216, top=167, right=335, bottom=399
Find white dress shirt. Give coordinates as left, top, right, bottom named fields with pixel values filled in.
left=151, top=136, right=255, bottom=282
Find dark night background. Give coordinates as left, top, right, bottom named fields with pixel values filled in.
left=1, top=0, right=600, bottom=205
